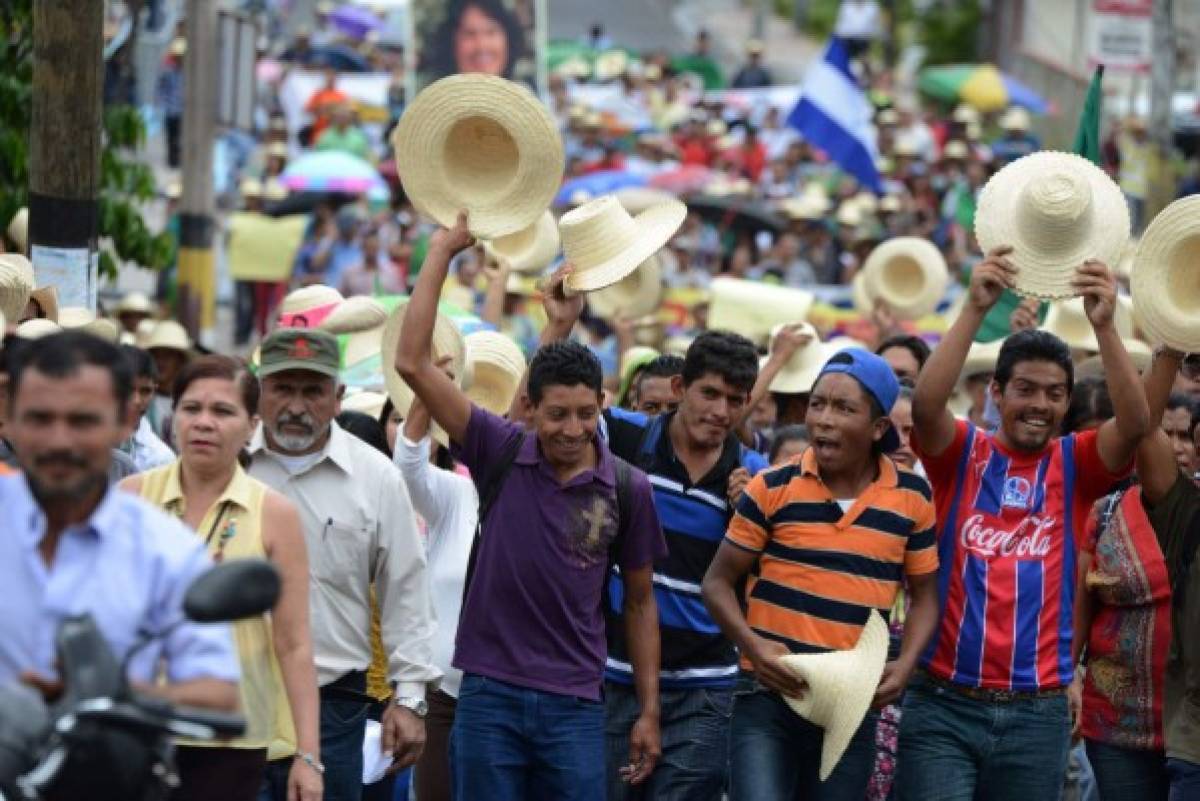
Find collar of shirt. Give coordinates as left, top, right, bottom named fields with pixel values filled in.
left=651, top=411, right=743, bottom=489
left=158, top=459, right=255, bottom=516
left=797, top=446, right=899, bottom=493
left=249, top=420, right=356, bottom=475
left=11, top=473, right=122, bottom=549
left=513, top=429, right=617, bottom=489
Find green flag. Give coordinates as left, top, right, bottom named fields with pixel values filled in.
left=1072, top=65, right=1105, bottom=166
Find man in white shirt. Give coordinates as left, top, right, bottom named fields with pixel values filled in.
left=120, top=344, right=175, bottom=472
left=248, top=328, right=438, bottom=801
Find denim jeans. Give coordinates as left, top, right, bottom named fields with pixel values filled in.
left=895, top=674, right=1071, bottom=801
left=1167, top=758, right=1200, bottom=801
left=255, top=694, right=370, bottom=801
left=728, top=673, right=879, bottom=801
left=1084, top=740, right=1166, bottom=801
left=449, top=673, right=605, bottom=801
left=1063, top=741, right=1099, bottom=801
left=604, top=681, right=732, bottom=800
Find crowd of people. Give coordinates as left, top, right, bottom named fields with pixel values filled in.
left=1, top=2, right=1200, bottom=801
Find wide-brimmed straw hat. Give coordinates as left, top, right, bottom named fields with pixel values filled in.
left=391, top=74, right=565, bottom=239
left=560, top=195, right=686, bottom=295
left=708, top=276, right=815, bottom=347
left=6, top=207, right=28, bottom=253
left=766, top=323, right=830, bottom=394
left=379, top=300, right=466, bottom=448
left=29, top=285, right=58, bottom=323
left=482, top=210, right=561, bottom=275
left=278, top=285, right=345, bottom=328
left=1000, top=107, right=1031, bottom=131
left=143, top=319, right=192, bottom=353
left=59, top=307, right=120, bottom=343
left=586, top=254, right=664, bottom=320
left=960, top=338, right=1004, bottom=383
left=976, top=151, right=1129, bottom=300
left=15, top=318, right=61, bottom=340
left=319, top=296, right=388, bottom=335
left=464, top=331, right=526, bottom=415
left=0, top=253, right=34, bottom=322
left=1076, top=338, right=1153, bottom=379
left=1131, top=195, right=1200, bottom=352
left=613, top=187, right=678, bottom=215
left=861, top=237, right=949, bottom=320
left=779, top=610, right=889, bottom=781
left=1041, top=295, right=1134, bottom=353
left=341, top=390, right=388, bottom=420
left=116, top=291, right=156, bottom=317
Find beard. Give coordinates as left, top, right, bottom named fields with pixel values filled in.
left=268, top=412, right=329, bottom=453
left=26, top=451, right=108, bottom=504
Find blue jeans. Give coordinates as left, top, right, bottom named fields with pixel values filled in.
left=255, top=693, right=370, bottom=801
left=1084, top=740, right=1166, bottom=801
left=1167, top=758, right=1200, bottom=801
left=895, top=674, right=1071, bottom=801
left=604, top=680, right=732, bottom=800
left=449, top=673, right=605, bottom=801
left=729, top=673, right=879, bottom=801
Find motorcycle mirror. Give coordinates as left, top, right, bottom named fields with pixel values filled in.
left=183, top=559, right=281, bottom=623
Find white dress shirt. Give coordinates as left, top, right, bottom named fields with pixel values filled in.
left=394, top=435, right=478, bottom=699
left=124, top=416, right=176, bottom=473
left=248, top=422, right=439, bottom=699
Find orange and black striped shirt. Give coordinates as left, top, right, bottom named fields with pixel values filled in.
left=726, top=448, right=938, bottom=666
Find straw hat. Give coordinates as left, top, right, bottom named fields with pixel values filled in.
left=6, top=207, right=28, bottom=253
left=560, top=195, right=686, bottom=295
left=278, top=285, right=345, bottom=328
left=586, top=254, right=664, bottom=320
left=1130, top=195, right=1200, bottom=352
left=942, top=140, right=969, bottom=161
left=960, top=338, right=1004, bottom=382
left=1075, top=338, right=1152, bottom=379
left=15, top=318, right=60, bottom=340
left=861, top=237, right=949, bottom=320
left=879, top=194, right=902, bottom=214
left=876, top=108, right=899, bottom=126
left=240, top=178, right=264, bottom=198
left=708, top=277, right=816, bottom=347
left=343, top=324, right=384, bottom=370
left=391, top=74, right=565, bottom=239
left=116, top=291, right=156, bottom=317
left=320, top=296, right=388, bottom=335
left=778, top=610, right=889, bottom=781
left=853, top=191, right=878, bottom=216
left=482, top=210, right=561, bottom=275
left=341, top=390, right=388, bottom=420
left=134, top=317, right=157, bottom=349
left=59, top=307, right=120, bottom=343
left=614, top=187, right=678, bottom=215
left=706, top=119, right=727, bottom=138
left=952, top=104, right=980, bottom=125
left=1000, top=107, right=1031, bottom=131
left=767, top=323, right=830, bottom=394
left=781, top=196, right=825, bottom=222
left=143, top=319, right=192, bottom=353
left=593, top=50, right=630, bottom=81
left=379, top=300, right=466, bottom=448
left=464, top=331, right=527, bottom=415
left=851, top=271, right=873, bottom=314
left=266, top=141, right=289, bottom=160
left=893, top=138, right=919, bottom=158
left=1041, top=295, right=1134, bottom=354
left=975, top=151, right=1130, bottom=300
left=836, top=202, right=863, bottom=228
left=0, top=253, right=34, bottom=322
left=966, top=121, right=983, bottom=142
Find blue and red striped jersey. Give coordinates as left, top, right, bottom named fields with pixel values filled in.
left=913, top=420, right=1130, bottom=690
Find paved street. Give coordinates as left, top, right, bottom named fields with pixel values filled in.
left=548, top=0, right=684, bottom=53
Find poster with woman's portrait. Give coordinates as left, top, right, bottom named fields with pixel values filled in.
left=411, top=0, right=545, bottom=93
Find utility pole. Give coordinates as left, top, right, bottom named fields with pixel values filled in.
left=28, top=0, right=104, bottom=311
left=754, top=0, right=768, bottom=40
left=178, top=0, right=217, bottom=339
left=1147, top=0, right=1175, bottom=223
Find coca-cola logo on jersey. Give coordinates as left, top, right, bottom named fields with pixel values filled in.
left=960, top=513, right=1055, bottom=558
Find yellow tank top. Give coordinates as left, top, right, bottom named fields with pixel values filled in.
left=139, top=461, right=297, bottom=754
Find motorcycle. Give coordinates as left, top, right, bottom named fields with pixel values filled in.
left=0, top=558, right=281, bottom=801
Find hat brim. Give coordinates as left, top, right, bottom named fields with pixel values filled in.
left=258, top=359, right=341, bottom=379
left=708, top=277, right=816, bottom=347
left=976, top=151, right=1130, bottom=300
left=586, top=255, right=665, bottom=320
left=484, top=210, right=561, bottom=275
left=862, top=237, right=948, bottom=320
left=1131, top=195, right=1200, bottom=352
left=768, top=325, right=827, bottom=395
left=380, top=300, right=466, bottom=448
left=392, top=74, right=565, bottom=240
left=30, top=286, right=59, bottom=323
left=565, top=201, right=686, bottom=295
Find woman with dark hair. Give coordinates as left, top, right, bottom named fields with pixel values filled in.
left=120, top=356, right=322, bottom=801
left=427, top=0, right=525, bottom=79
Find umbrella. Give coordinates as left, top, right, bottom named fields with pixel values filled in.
left=330, top=5, right=383, bottom=39
left=670, top=54, right=725, bottom=91
left=555, top=171, right=647, bottom=206
left=918, top=64, right=1049, bottom=114
left=685, top=195, right=786, bottom=234
left=649, top=165, right=717, bottom=195
left=263, top=190, right=359, bottom=217
left=281, top=151, right=387, bottom=194
left=308, top=44, right=372, bottom=72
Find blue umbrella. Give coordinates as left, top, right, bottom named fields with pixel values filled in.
left=308, top=44, right=371, bottom=73
left=555, top=171, right=647, bottom=206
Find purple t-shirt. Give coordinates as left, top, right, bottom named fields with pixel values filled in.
left=451, top=406, right=667, bottom=700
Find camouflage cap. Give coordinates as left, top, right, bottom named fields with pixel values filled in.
left=259, top=328, right=340, bottom=379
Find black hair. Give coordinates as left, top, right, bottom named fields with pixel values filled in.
left=121, top=344, right=159, bottom=381
left=683, top=330, right=758, bottom=393
left=637, top=354, right=685, bottom=392
left=378, top=397, right=456, bottom=470
left=769, top=424, right=809, bottom=463
left=336, top=410, right=391, bottom=457
left=527, top=341, right=603, bottom=406
left=1166, top=392, right=1195, bottom=415
left=1192, top=405, right=1200, bottom=440
left=7, top=331, right=132, bottom=413
left=875, top=334, right=931, bottom=372
left=1061, top=376, right=1112, bottom=435
left=427, top=0, right=525, bottom=79
left=994, top=329, right=1074, bottom=393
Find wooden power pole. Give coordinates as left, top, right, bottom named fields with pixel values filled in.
left=178, top=0, right=217, bottom=339
left=28, top=0, right=104, bottom=310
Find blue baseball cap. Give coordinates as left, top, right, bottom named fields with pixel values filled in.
left=815, top=348, right=902, bottom=453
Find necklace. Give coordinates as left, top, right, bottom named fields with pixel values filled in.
left=172, top=499, right=238, bottom=563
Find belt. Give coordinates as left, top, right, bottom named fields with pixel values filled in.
left=918, top=670, right=1067, bottom=703
left=319, top=670, right=375, bottom=705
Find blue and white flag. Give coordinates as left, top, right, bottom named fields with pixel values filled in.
left=787, top=38, right=881, bottom=193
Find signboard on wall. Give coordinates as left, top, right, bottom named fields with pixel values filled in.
left=1089, top=0, right=1152, bottom=72
left=409, top=0, right=546, bottom=96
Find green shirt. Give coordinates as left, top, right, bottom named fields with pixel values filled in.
left=1142, top=474, right=1200, bottom=765
left=315, top=126, right=371, bottom=162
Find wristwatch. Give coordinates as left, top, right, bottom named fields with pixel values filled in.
left=393, top=695, right=429, bottom=718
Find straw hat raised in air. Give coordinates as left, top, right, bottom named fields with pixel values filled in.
left=586, top=254, right=665, bottom=320
left=707, top=276, right=815, bottom=348
left=482, top=210, right=561, bottom=275
left=1131, top=195, right=1200, bottom=353
left=319, top=296, right=388, bottom=336
left=860, top=237, right=949, bottom=320
left=975, top=151, right=1129, bottom=300
left=778, top=610, right=889, bottom=781
left=379, top=300, right=466, bottom=448
left=559, top=195, right=686, bottom=295
left=391, top=74, right=565, bottom=240
left=463, top=331, right=527, bottom=416
left=765, top=323, right=830, bottom=395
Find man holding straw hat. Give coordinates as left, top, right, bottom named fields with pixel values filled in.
left=394, top=211, right=667, bottom=801
left=900, top=246, right=1151, bottom=800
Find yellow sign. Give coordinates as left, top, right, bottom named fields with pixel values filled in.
left=228, top=213, right=308, bottom=282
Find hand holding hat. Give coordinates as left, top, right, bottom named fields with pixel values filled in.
left=542, top=262, right=585, bottom=335
left=967, top=245, right=1018, bottom=313
left=430, top=210, right=477, bottom=259
left=1071, top=259, right=1119, bottom=331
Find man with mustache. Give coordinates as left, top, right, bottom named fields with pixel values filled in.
left=247, top=328, right=437, bottom=801
left=897, top=249, right=1151, bottom=800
